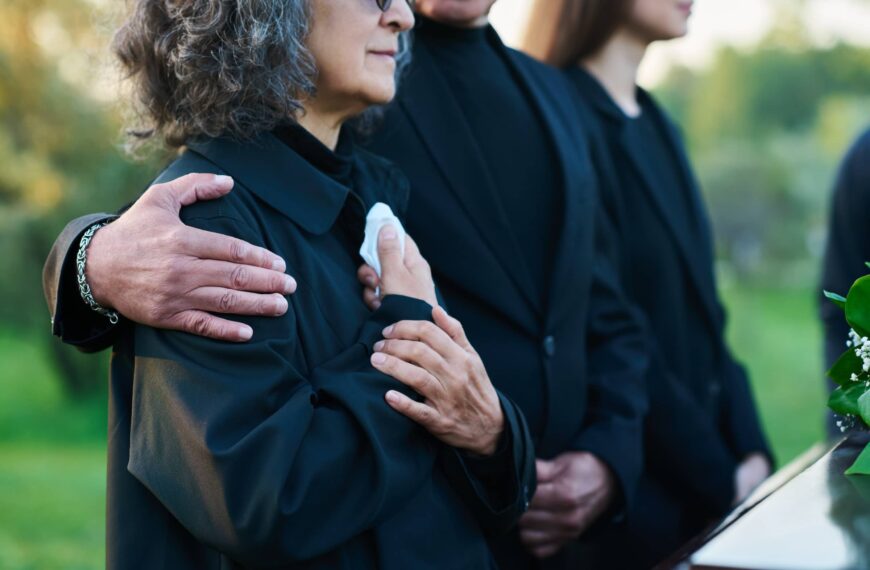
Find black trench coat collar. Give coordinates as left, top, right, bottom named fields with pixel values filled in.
left=187, top=131, right=351, bottom=235
left=569, top=67, right=722, bottom=331
left=399, top=27, right=589, bottom=333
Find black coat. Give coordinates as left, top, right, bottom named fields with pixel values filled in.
left=81, top=132, right=535, bottom=569
left=364, top=29, right=649, bottom=569
left=43, top=27, right=648, bottom=570
left=565, top=68, right=772, bottom=567
left=820, top=127, right=870, bottom=434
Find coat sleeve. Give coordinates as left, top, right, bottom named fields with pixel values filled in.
left=43, top=213, right=123, bottom=352
left=439, top=392, right=536, bottom=534
left=718, top=352, right=773, bottom=464
left=127, top=211, right=528, bottom=564
left=643, top=347, right=738, bottom=516
left=571, top=209, right=649, bottom=510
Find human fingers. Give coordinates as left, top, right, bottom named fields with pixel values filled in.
left=163, top=309, right=254, bottom=342
left=183, top=226, right=287, bottom=273
left=188, top=288, right=288, bottom=317
left=384, top=390, right=443, bottom=431
left=357, top=264, right=380, bottom=289
left=373, top=339, right=448, bottom=379
left=363, top=286, right=381, bottom=310
left=377, top=224, right=405, bottom=276
left=149, top=173, right=235, bottom=212
left=536, top=459, right=560, bottom=484
left=371, top=352, right=440, bottom=398
left=432, top=306, right=472, bottom=350
left=191, top=259, right=296, bottom=294
left=381, top=320, right=458, bottom=361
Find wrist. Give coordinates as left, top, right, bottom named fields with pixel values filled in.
left=76, top=222, right=120, bottom=325
left=83, top=224, right=114, bottom=309
left=475, top=400, right=505, bottom=456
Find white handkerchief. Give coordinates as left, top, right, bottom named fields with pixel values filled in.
left=359, top=202, right=406, bottom=278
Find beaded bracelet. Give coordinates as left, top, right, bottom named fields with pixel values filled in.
left=76, top=222, right=120, bottom=325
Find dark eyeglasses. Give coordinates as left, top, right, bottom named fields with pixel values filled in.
left=375, top=0, right=415, bottom=12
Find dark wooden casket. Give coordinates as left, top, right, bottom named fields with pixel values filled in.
left=670, top=435, right=870, bottom=570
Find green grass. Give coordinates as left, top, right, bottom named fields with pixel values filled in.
left=0, top=444, right=105, bottom=570
left=0, top=331, right=107, bottom=569
left=0, top=286, right=829, bottom=568
left=721, top=285, right=827, bottom=465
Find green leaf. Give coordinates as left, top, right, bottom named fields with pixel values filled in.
left=859, top=391, right=870, bottom=428
left=828, top=383, right=865, bottom=416
left=845, top=442, right=870, bottom=476
left=827, top=348, right=863, bottom=387
left=865, top=262, right=870, bottom=270
left=846, top=276, right=870, bottom=337
left=824, top=290, right=847, bottom=310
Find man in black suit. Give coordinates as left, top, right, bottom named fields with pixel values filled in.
left=821, top=127, right=870, bottom=434
left=44, top=1, right=649, bottom=567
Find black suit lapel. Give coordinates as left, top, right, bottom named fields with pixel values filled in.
left=501, top=46, right=591, bottom=331
left=618, top=98, right=722, bottom=329
left=397, top=40, right=540, bottom=317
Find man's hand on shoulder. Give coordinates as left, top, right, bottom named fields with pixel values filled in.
left=86, top=173, right=296, bottom=342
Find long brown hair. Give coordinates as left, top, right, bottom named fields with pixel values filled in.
left=522, top=0, right=633, bottom=68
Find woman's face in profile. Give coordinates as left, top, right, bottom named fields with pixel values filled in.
left=306, top=0, right=415, bottom=114
left=625, top=0, right=693, bottom=44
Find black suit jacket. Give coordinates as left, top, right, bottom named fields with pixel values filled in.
left=363, top=30, right=649, bottom=569
left=565, top=68, right=772, bottom=567
left=65, top=133, right=536, bottom=569
left=820, top=127, right=870, bottom=433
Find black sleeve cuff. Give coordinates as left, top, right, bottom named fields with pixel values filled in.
left=440, top=393, right=536, bottom=535
left=357, top=294, right=434, bottom=352
left=47, top=215, right=123, bottom=352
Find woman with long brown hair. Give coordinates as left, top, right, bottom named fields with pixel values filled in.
left=522, top=1, right=772, bottom=567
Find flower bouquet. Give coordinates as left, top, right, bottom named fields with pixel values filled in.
left=824, top=269, right=870, bottom=476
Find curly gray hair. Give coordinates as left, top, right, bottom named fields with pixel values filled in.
left=115, top=0, right=412, bottom=150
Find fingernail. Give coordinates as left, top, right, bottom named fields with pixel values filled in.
left=382, top=227, right=397, bottom=240
left=371, top=353, right=387, bottom=365
left=284, top=276, right=296, bottom=293
left=386, top=390, right=400, bottom=403
left=382, top=325, right=394, bottom=336
left=373, top=340, right=385, bottom=351
left=275, top=295, right=288, bottom=313
left=214, top=174, right=233, bottom=186
left=272, top=257, right=287, bottom=272
left=238, top=325, right=253, bottom=341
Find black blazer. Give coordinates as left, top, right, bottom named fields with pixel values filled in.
left=565, top=68, right=772, bottom=566
left=363, top=29, right=649, bottom=568
left=821, top=128, right=870, bottom=433
left=99, top=132, right=535, bottom=569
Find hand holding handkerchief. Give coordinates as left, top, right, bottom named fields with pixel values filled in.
left=359, top=202, right=406, bottom=278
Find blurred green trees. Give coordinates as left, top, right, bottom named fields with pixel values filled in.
left=0, top=0, right=154, bottom=396
left=655, top=13, right=870, bottom=284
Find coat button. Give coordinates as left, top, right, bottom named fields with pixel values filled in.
left=542, top=335, right=556, bottom=357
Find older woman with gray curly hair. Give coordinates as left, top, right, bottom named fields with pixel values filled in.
left=100, top=0, right=535, bottom=568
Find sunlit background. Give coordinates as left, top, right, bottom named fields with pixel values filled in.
left=1, top=0, right=868, bottom=567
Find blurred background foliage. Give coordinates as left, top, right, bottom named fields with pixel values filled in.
left=0, top=0, right=867, bottom=568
